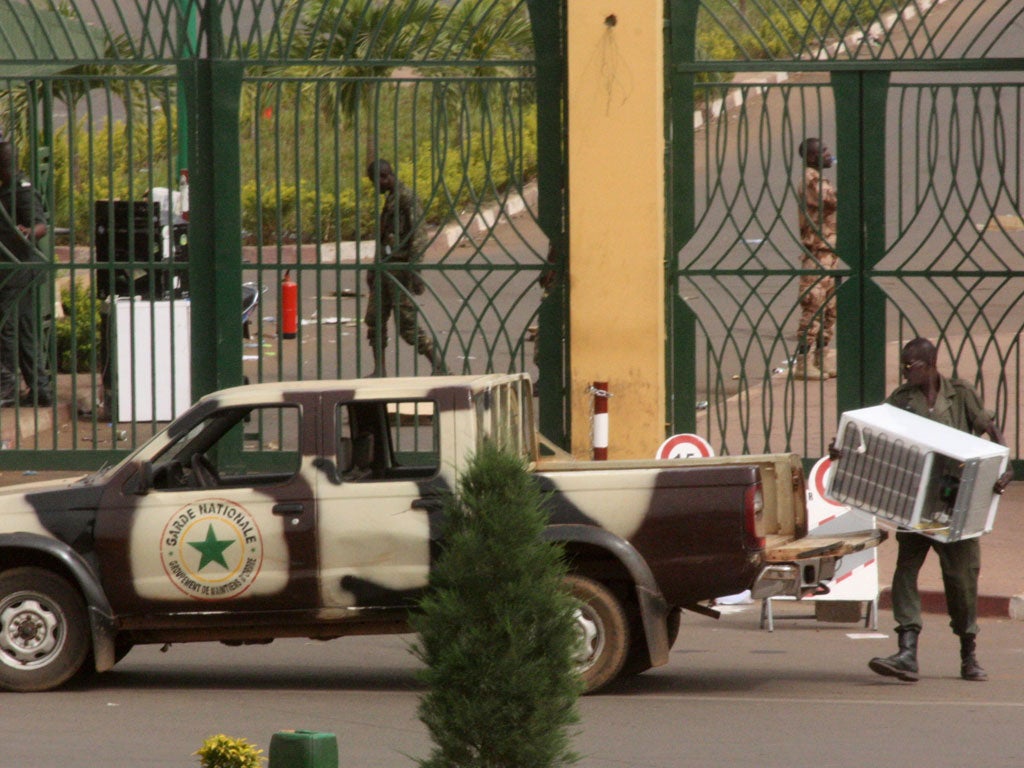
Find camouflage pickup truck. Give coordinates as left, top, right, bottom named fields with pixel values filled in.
left=0, top=373, right=883, bottom=693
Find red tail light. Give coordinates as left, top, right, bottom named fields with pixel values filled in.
left=743, top=482, right=765, bottom=551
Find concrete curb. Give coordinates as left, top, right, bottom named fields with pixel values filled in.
left=879, top=588, right=1019, bottom=620
left=438, top=183, right=539, bottom=250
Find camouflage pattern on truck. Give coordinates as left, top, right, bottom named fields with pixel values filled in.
left=0, top=374, right=790, bottom=694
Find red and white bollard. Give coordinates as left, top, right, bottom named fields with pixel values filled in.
left=590, top=382, right=611, bottom=460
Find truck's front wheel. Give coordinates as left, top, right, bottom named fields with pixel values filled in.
left=565, top=575, right=629, bottom=693
left=0, top=568, right=90, bottom=692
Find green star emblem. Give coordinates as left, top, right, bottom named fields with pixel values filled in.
left=188, top=524, right=235, bottom=571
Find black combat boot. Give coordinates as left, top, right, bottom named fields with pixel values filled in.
left=869, top=629, right=919, bottom=682
left=960, top=635, right=987, bottom=681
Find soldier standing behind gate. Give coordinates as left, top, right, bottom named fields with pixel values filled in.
left=0, top=130, right=52, bottom=407
left=364, top=159, right=446, bottom=377
left=793, top=137, right=838, bottom=381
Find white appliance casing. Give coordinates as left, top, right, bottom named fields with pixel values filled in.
left=826, top=404, right=1008, bottom=542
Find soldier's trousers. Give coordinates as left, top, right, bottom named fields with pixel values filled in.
left=364, top=274, right=433, bottom=357
left=891, top=531, right=981, bottom=638
left=797, top=250, right=837, bottom=350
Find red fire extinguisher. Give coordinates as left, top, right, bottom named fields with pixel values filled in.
left=281, top=270, right=298, bottom=339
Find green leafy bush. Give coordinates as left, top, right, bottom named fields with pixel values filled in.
left=195, top=734, right=265, bottom=768
left=239, top=104, right=537, bottom=245
left=54, top=279, right=101, bottom=374
left=47, top=115, right=176, bottom=237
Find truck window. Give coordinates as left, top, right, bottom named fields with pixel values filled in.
left=473, top=379, right=535, bottom=462
left=221, top=405, right=302, bottom=482
left=336, top=399, right=439, bottom=481
left=148, top=404, right=301, bottom=490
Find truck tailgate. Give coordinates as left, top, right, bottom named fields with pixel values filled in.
left=764, top=528, right=887, bottom=562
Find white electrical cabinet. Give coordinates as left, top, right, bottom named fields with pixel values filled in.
left=114, top=298, right=191, bottom=421
left=826, top=404, right=1008, bottom=542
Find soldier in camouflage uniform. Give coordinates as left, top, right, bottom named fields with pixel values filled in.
left=364, top=159, right=446, bottom=377
left=793, top=137, right=838, bottom=380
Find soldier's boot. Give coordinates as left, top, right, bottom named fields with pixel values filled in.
left=367, top=348, right=387, bottom=378
left=869, top=629, right=919, bottom=682
left=816, top=349, right=837, bottom=378
left=960, top=635, right=987, bottom=681
left=425, top=347, right=447, bottom=376
left=792, top=354, right=827, bottom=381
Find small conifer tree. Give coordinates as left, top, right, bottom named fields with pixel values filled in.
left=411, top=441, right=581, bottom=768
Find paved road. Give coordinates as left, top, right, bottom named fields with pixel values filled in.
left=4, top=602, right=1024, bottom=767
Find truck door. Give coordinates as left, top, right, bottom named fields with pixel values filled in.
left=94, top=399, right=321, bottom=617
left=316, top=395, right=451, bottom=611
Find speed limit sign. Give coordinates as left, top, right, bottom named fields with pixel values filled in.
left=655, top=434, right=714, bottom=459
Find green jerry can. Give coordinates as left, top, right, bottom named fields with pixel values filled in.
left=268, top=730, right=339, bottom=768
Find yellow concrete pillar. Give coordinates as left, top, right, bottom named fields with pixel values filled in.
left=567, top=2, right=666, bottom=459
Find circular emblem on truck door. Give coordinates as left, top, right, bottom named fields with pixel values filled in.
left=160, top=499, right=264, bottom=600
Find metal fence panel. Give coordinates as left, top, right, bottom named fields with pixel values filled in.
left=669, top=0, right=1024, bottom=473
left=0, top=0, right=561, bottom=468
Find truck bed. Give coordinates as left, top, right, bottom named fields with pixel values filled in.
left=541, top=453, right=886, bottom=568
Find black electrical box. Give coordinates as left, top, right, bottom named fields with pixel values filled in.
left=94, top=200, right=188, bottom=299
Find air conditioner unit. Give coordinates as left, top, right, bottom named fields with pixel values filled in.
left=826, top=404, right=1008, bottom=542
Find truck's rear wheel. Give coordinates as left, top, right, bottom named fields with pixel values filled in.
left=0, top=568, right=90, bottom=692
left=565, top=575, right=629, bottom=693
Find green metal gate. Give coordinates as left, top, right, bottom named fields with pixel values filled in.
left=0, top=0, right=566, bottom=468
left=668, top=0, right=1024, bottom=472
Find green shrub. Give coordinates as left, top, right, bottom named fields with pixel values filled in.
left=54, top=279, right=102, bottom=374
left=411, top=442, right=581, bottom=768
left=47, top=115, right=176, bottom=237
left=239, top=104, right=538, bottom=245
left=195, top=734, right=264, bottom=768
